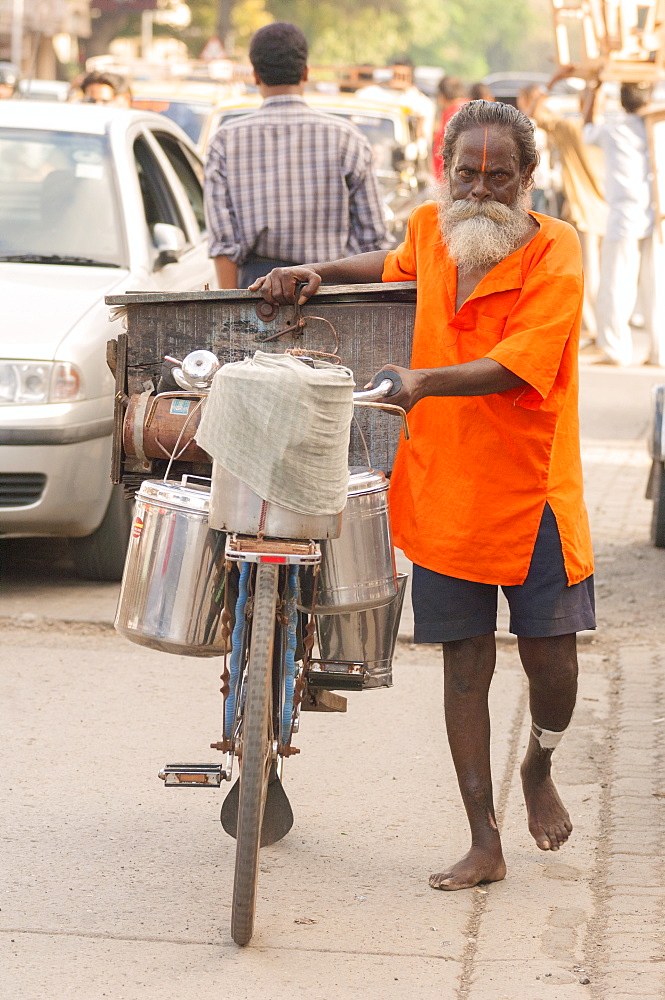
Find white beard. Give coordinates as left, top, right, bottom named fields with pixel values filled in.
left=437, top=185, right=533, bottom=272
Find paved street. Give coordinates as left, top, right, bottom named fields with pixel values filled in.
left=2, top=360, right=665, bottom=999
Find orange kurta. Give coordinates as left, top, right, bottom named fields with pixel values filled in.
left=383, top=202, right=593, bottom=586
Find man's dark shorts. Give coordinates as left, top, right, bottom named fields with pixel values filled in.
left=411, top=504, right=596, bottom=643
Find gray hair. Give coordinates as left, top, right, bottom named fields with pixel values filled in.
left=442, top=100, right=539, bottom=177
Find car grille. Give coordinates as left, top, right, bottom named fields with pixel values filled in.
left=0, top=473, right=47, bottom=507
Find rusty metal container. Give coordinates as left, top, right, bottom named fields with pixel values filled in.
left=107, top=282, right=416, bottom=495
left=123, top=392, right=209, bottom=465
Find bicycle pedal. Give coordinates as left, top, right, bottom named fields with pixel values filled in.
left=158, top=764, right=226, bottom=787
left=307, top=661, right=365, bottom=692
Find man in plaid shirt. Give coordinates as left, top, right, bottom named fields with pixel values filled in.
left=204, top=22, right=389, bottom=288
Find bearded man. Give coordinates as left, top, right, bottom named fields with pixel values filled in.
left=251, top=100, right=595, bottom=891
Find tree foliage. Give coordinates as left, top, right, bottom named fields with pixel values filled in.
left=254, top=0, right=549, bottom=77
left=86, top=0, right=554, bottom=79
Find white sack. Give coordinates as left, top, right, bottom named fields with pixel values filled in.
left=196, top=351, right=355, bottom=516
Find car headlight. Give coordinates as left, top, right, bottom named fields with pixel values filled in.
left=0, top=361, right=84, bottom=404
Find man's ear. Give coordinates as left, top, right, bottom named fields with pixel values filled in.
left=253, top=70, right=261, bottom=86
left=302, top=66, right=309, bottom=83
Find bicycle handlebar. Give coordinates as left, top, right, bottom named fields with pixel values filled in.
left=352, top=370, right=403, bottom=403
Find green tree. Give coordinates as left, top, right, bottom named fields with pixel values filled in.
left=185, top=0, right=271, bottom=53
left=84, top=0, right=555, bottom=77
left=185, top=0, right=218, bottom=57
left=266, top=1, right=409, bottom=67
left=265, top=0, right=549, bottom=78
left=407, top=0, right=536, bottom=78
left=232, top=0, right=273, bottom=48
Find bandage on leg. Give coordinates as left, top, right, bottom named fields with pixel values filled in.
left=531, top=722, right=567, bottom=751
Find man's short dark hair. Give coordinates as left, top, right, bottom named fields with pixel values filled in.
left=469, top=83, right=493, bottom=102
left=438, top=76, right=467, bottom=101
left=620, top=82, right=651, bottom=113
left=249, top=22, right=308, bottom=86
left=443, top=99, right=539, bottom=177
left=81, top=70, right=128, bottom=95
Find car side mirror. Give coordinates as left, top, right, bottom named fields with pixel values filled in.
left=153, top=223, right=186, bottom=269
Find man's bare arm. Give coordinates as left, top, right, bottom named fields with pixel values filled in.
left=372, top=359, right=528, bottom=413
left=249, top=250, right=389, bottom=305
left=214, top=256, right=239, bottom=289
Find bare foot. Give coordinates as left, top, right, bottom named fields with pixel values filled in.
left=521, top=751, right=572, bottom=851
left=429, top=844, right=507, bottom=891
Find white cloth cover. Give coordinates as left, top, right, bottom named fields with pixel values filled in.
left=196, top=351, right=355, bottom=516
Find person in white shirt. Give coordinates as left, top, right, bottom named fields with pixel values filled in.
left=356, top=61, right=435, bottom=161
left=584, top=81, right=663, bottom=366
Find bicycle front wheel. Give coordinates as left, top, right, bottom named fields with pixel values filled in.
left=231, top=562, right=279, bottom=946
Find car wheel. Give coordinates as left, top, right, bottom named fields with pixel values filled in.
left=70, top=485, right=134, bottom=581
left=651, top=460, right=665, bottom=547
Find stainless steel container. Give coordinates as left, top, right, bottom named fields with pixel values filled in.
left=299, top=468, right=397, bottom=613
left=316, top=573, right=407, bottom=689
left=208, top=461, right=342, bottom=540
left=115, top=477, right=226, bottom=657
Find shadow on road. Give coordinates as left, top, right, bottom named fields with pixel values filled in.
left=1, top=537, right=77, bottom=583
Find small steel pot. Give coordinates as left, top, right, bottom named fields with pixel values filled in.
left=208, top=461, right=342, bottom=540
left=299, top=468, right=397, bottom=614
left=315, top=573, right=408, bottom=688
left=115, top=477, right=226, bottom=657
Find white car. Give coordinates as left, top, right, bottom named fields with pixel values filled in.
left=0, top=102, right=215, bottom=579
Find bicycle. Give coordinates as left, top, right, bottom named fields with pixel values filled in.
left=119, top=349, right=407, bottom=946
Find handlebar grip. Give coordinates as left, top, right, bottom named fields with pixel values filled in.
left=371, top=369, right=402, bottom=397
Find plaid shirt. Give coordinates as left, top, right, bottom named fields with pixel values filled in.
left=204, top=95, right=389, bottom=264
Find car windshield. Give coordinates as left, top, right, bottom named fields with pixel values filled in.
left=132, top=99, right=210, bottom=144
left=0, top=128, right=124, bottom=267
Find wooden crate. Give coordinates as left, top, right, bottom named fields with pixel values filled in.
left=551, top=0, right=665, bottom=80
left=106, top=282, right=416, bottom=492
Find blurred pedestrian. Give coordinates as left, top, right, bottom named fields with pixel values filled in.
left=469, top=82, right=494, bottom=102
left=432, top=77, right=469, bottom=180
left=0, top=62, right=20, bottom=100
left=204, top=22, right=389, bottom=288
left=584, top=81, right=663, bottom=365
left=80, top=71, right=132, bottom=108
left=356, top=59, right=436, bottom=158
left=538, top=72, right=607, bottom=345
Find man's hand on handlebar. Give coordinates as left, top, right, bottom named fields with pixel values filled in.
left=366, top=364, right=425, bottom=414
left=249, top=266, right=321, bottom=306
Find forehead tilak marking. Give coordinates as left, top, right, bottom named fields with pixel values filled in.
left=455, top=126, right=520, bottom=170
